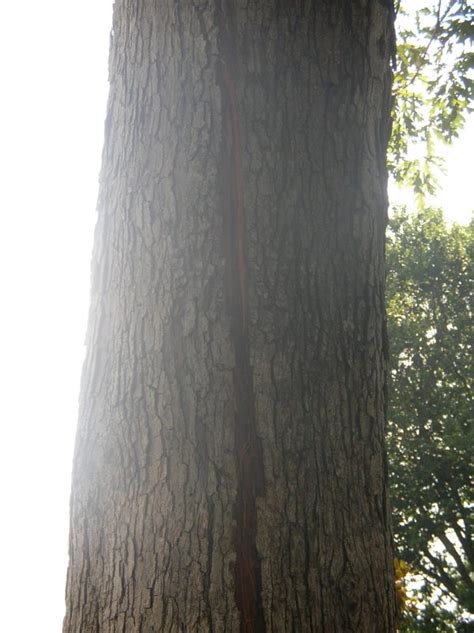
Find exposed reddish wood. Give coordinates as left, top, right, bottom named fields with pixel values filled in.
left=221, top=62, right=248, bottom=328
left=216, top=5, right=266, bottom=631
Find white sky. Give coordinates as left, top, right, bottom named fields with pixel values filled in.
left=0, top=2, right=471, bottom=631
left=0, top=2, right=113, bottom=631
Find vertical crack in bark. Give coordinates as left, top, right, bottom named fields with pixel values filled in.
left=215, top=3, right=266, bottom=632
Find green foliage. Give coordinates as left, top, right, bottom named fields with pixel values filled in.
left=399, top=603, right=471, bottom=632
left=386, top=207, right=473, bottom=630
left=390, top=1, right=474, bottom=198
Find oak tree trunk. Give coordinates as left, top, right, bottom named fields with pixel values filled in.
left=64, top=1, right=397, bottom=631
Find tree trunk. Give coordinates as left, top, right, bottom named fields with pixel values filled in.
left=64, top=1, right=397, bottom=631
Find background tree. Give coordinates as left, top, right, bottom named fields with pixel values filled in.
left=390, top=0, right=474, bottom=199
left=386, top=207, right=473, bottom=631
left=64, top=1, right=397, bottom=631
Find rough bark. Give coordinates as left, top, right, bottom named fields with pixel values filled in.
left=64, top=1, right=397, bottom=631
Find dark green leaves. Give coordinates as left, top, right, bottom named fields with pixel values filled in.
left=386, top=207, right=473, bottom=630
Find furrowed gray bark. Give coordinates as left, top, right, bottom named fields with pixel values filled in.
left=64, top=1, right=397, bottom=631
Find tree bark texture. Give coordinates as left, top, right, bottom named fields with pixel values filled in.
left=64, top=1, right=397, bottom=631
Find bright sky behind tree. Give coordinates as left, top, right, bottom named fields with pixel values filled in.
left=0, top=2, right=471, bottom=631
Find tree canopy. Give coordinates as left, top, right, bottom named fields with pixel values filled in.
left=386, top=207, right=473, bottom=631
left=390, top=0, right=473, bottom=197
left=386, top=4, right=473, bottom=628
